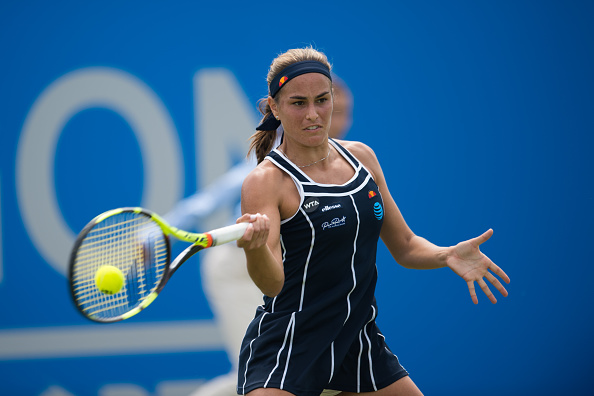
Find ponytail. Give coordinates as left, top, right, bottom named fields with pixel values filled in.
left=248, top=98, right=277, bottom=164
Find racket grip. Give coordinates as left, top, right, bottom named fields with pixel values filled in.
left=209, top=222, right=249, bottom=246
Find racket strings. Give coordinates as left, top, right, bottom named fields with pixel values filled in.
left=71, top=212, right=168, bottom=321
left=73, top=217, right=154, bottom=262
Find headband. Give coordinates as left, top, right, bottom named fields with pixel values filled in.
left=256, top=60, right=332, bottom=131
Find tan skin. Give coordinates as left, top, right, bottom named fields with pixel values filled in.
left=236, top=73, right=511, bottom=395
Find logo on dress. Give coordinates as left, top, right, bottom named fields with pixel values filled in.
left=322, top=216, right=347, bottom=230
left=303, top=197, right=320, bottom=213
left=368, top=190, right=377, bottom=198
left=321, top=203, right=342, bottom=212
left=373, top=202, right=384, bottom=220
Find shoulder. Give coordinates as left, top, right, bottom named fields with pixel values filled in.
left=241, top=158, right=300, bottom=219
left=242, top=159, right=297, bottom=201
left=243, top=160, right=284, bottom=190
left=241, top=161, right=281, bottom=214
left=333, top=139, right=382, bottom=179
left=336, top=138, right=377, bottom=156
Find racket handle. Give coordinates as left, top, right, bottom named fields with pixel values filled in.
left=209, top=222, right=249, bottom=246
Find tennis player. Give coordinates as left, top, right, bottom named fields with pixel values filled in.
left=166, top=75, right=353, bottom=396
left=236, top=47, right=510, bottom=396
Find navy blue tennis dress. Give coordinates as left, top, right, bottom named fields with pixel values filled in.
left=237, top=139, right=408, bottom=395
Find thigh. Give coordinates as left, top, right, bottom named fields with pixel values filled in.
left=338, top=376, right=423, bottom=396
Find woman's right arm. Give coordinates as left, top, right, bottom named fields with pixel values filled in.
left=237, top=163, right=285, bottom=297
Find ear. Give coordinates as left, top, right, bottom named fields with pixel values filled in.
left=268, top=96, right=278, bottom=118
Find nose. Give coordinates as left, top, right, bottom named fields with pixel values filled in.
left=305, top=103, right=319, bottom=121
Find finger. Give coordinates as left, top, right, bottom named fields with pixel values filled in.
left=485, top=272, right=508, bottom=298
left=467, top=281, right=478, bottom=305
left=237, top=222, right=255, bottom=247
left=490, top=262, right=511, bottom=284
left=250, top=214, right=269, bottom=247
left=236, top=213, right=255, bottom=245
left=249, top=213, right=263, bottom=229
left=259, top=215, right=271, bottom=245
left=471, top=228, right=493, bottom=246
left=236, top=213, right=253, bottom=224
left=478, top=278, right=497, bottom=304
left=247, top=215, right=262, bottom=241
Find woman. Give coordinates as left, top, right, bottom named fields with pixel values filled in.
left=235, top=48, right=510, bottom=396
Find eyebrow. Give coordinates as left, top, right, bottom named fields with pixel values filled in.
left=289, top=91, right=331, bottom=100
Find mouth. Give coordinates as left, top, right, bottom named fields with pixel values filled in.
left=304, top=125, right=323, bottom=131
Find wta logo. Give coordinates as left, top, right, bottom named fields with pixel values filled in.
left=373, top=202, right=384, bottom=220
left=303, top=197, right=320, bottom=213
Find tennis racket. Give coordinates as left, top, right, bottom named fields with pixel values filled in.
left=69, top=207, right=248, bottom=323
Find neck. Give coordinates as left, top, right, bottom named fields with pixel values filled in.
left=279, top=143, right=332, bottom=169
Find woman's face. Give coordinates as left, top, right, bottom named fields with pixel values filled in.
left=270, top=73, right=333, bottom=146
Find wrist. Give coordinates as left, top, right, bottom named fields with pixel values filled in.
left=438, top=246, right=454, bottom=268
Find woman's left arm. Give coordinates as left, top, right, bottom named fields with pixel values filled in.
left=345, top=141, right=510, bottom=304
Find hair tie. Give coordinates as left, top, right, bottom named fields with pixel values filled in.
left=256, top=113, right=281, bottom=131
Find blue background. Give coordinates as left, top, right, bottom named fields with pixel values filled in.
left=1, top=1, right=593, bottom=395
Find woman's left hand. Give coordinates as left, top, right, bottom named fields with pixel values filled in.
left=446, top=229, right=510, bottom=304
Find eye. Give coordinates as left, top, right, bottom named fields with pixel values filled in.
left=292, top=100, right=305, bottom=106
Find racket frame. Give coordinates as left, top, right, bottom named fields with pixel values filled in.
left=69, top=207, right=247, bottom=323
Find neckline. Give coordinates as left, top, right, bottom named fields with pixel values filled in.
left=277, top=146, right=331, bottom=168
left=274, top=139, right=359, bottom=186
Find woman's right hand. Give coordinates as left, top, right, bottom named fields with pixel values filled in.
left=236, top=213, right=270, bottom=251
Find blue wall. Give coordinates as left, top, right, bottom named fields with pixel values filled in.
left=1, top=1, right=593, bottom=395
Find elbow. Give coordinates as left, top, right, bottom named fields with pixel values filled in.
left=263, top=289, right=282, bottom=298
left=247, top=265, right=284, bottom=297
left=245, top=252, right=285, bottom=297
left=397, top=260, right=416, bottom=270
left=261, top=277, right=284, bottom=298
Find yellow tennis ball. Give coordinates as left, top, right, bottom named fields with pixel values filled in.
left=95, top=265, right=124, bottom=295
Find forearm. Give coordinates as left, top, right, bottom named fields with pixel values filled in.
left=392, top=234, right=452, bottom=270
left=244, top=245, right=285, bottom=297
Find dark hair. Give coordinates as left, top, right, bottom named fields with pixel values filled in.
left=248, top=47, right=332, bottom=163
